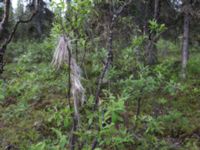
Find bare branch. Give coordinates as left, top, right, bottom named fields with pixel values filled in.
left=1, top=2, right=39, bottom=49
left=0, top=0, right=40, bottom=74
left=94, top=0, right=132, bottom=109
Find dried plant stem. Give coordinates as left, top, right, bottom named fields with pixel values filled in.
left=52, top=35, right=85, bottom=123
left=67, top=38, right=72, bottom=110
left=52, top=35, right=86, bottom=149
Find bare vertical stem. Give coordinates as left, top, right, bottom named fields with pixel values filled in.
left=65, top=37, right=72, bottom=110
left=181, top=12, right=190, bottom=79
left=65, top=37, right=78, bottom=150
left=94, top=0, right=132, bottom=110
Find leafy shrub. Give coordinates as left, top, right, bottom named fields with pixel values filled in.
left=188, top=56, right=200, bottom=76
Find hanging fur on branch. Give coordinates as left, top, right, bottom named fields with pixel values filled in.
left=52, top=35, right=85, bottom=123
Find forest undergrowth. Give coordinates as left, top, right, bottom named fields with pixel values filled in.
left=0, top=38, right=199, bottom=150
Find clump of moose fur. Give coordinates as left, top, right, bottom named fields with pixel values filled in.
left=52, top=35, right=85, bottom=124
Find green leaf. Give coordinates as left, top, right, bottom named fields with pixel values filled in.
left=30, top=142, right=46, bottom=150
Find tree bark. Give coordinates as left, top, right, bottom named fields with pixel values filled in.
left=181, top=12, right=190, bottom=79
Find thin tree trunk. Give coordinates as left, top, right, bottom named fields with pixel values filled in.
left=154, top=0, right=160, bottom=20
left=146, top=0, right=160, bottom=65
left=181, top=12, right=190, bottom=79
left=94, top=0, right=132, bottom=109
